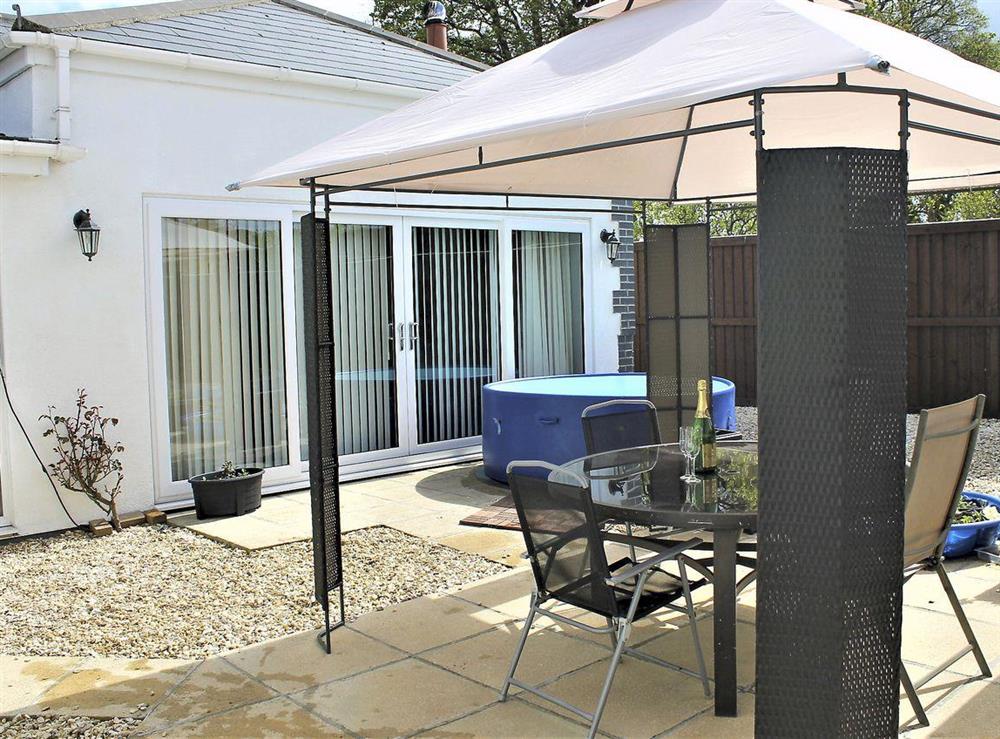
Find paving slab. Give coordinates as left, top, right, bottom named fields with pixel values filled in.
left=149, top=695, right=343, bottom=737
left=523, top=653, right=714, bottom=737
left=224, top=628, right=406, bottom=694
left=422, top=620, right=608, bottom=692
left=901, top=604, right=998, bottom=678
left=641, top=619, right=756, bottom=686
left=451, top=567, right=537, bottom=619
left=419, top=697, right=587, bottom=738
left=437, top=528, right=526, bottom=564
left=26, top=657, right=194, bottom=718
left=660, top=694, right=755, bottom=737
left=168, top=504, right=308, bottom=550
left=0, top=655, right=82, bottom=715
left=139, top=657, right=276, bottom=731
left=899, top=669, right=999, bottom=737
left=295, top=657, right=496, bottom=737
left=903, top=569, right=1000, bottom=625
left=350, top=594, right=511, bottom=654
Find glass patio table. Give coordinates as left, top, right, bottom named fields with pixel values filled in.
left=549, top=441, right=759, bottom=718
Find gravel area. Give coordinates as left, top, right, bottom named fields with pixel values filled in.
left=0, top=525, right=506, bottom=660
left=735, top=406, right=1000, bottom=495
left=0, top=715, right=139, bottom=738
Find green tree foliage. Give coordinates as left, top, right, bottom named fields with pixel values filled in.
left=862, top=2, right=1000, bottom=222
left=862, top=0, right=1000, bottom=69
left=371, top=0, right=586, bottom=66
left=634, top=202, right=758, bottom=240
left=908, top=189, right=1000, bottom=222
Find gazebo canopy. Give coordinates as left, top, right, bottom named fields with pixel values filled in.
left=236, top=0, right=999, bottom=201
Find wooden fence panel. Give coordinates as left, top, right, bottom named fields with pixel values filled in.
left=635, top=219, right=1000, bottom=416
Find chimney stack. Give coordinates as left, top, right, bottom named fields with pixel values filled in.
left=423, top=2, right=448, bottom=51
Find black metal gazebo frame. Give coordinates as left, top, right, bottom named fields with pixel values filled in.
left=299, top=78, right=998, bottom=734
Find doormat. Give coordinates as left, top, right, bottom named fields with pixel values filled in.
left=459, top=494, right=522, bottom=531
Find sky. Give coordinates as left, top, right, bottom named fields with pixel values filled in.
left=9, top=0, right=1000, bottom=33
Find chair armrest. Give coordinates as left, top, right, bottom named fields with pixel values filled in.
left=604, top=531, right=702, bottom=553
left=605, top=537, right=703, bottom=585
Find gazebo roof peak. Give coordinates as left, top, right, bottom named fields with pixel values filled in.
left=235, top=0, right=999, bottom=201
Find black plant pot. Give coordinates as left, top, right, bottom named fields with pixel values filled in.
left=189, top=468, right=264, bottom=520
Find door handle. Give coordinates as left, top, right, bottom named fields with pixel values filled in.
left=387, top=322, right=397, bottom=345
left=409, top=322, right=420, bottom=350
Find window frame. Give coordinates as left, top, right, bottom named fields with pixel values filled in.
left=145, top=198, right=303, bottom=502
left=145, top=198, right=601, bottom=503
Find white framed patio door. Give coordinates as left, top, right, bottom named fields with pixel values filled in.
left=298, top=215, right=503, bottom=462
left=147, top=198, right=592, bottom=500
left=402, top=218, right=502, bottom=454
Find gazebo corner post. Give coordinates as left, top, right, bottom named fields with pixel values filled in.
left=753, top=142, right=908, bottom=734
left=302, top=177, right=346, bottom=655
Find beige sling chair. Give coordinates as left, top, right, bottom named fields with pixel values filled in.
left=900, top=394, right=992, bottom=727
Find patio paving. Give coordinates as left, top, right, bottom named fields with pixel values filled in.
left=3, top=558, right=996, bottom=737
left=168, top=463, right=524, bottom=564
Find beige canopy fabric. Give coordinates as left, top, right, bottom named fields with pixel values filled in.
left=236, top=0, right=1000, bottom=200
left=574, top=0, right=863, bottom=20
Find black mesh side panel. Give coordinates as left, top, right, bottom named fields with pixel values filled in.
left=645, top=224, right=711, bottom=442
left=755, top=148, right=907, bottom=737
left=301, top=214, right=343, bottom=610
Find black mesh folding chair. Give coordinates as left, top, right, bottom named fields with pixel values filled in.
left=899, top=395, right=992, bottom=727
left=501, top=461, right=710, bottom=739
left=581, top=399, right=662, bottom=453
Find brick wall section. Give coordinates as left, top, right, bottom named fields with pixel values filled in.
left=612, top=199, right=636, bottom=372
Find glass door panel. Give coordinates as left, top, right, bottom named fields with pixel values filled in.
left=161, top=217, right=288, bottom=480
left=512, top=230, right=585, bottom=377
left=411, top=226, right=500, bottom=446
left=294, top=222, right=400, bottom=458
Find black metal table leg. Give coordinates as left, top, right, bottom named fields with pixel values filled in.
left=713, top=526, right=741, bottom=717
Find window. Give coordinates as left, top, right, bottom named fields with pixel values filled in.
left=512, top=230, right=585, bottom=377
left=161, top=218, right=288, bottom=480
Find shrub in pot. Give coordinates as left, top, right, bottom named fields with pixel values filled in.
left=189, top=461, right=263, bottom=520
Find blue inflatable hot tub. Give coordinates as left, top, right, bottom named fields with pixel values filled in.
left=482, top=373, right=737, bottom=483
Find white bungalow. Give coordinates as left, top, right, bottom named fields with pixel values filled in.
left=0, top=0, right=630, bottom=536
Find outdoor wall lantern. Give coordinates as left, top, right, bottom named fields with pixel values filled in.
left=73, top=209, right=101, bottom=261
left=600, top=226, right=621, bottom=263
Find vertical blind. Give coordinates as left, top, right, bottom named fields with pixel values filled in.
left=513, top=230, right=585, bottom=377
left=295, top=224, right=397, bottom=458
left=162, top=218, right=288, bottom=480
left=412, top=227, right=500, bottom=445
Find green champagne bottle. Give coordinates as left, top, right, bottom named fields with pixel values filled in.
left=693, top=378, right=717, bottom=473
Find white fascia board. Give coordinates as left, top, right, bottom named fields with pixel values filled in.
left=5, top=30, right=432, bottom=102
left=0, top=139, right=87, bottom=176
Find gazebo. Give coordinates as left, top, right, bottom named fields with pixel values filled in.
left=233, top=0, right=1000, bottom=733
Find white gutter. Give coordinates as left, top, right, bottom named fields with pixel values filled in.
left=0, top=139, right=86, bottom=161
left=5, top=30, right=431, bottom=101
left=0, top=138, right=87, bottom=176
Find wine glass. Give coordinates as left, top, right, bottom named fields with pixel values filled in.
left=678, top=426, right=699, bottom=482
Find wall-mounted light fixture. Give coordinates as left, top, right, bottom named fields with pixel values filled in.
left=600, top=225, right=621, bottom=264
left=73, top=209, right=100, bottom=261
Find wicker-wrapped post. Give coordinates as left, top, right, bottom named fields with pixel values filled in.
left=754, top=147, right=908, bottom=735
left=300, top=187, right=346, bottom=654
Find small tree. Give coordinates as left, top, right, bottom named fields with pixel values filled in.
left=40, top=390, right=125, bottom=530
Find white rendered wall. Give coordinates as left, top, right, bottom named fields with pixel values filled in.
left=0, top=47, right=622, bottom=535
